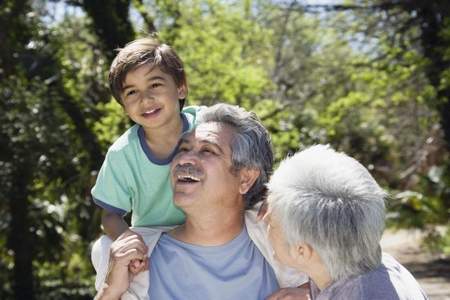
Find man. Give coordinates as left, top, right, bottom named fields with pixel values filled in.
left=265, top=145, right=428, bottom=300
left=92, top=103, right=308, bottom=299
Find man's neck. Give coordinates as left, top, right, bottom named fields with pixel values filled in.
left=169, top=209, right=245, bottom=246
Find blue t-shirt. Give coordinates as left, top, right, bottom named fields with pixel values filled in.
left=149, top=226, right=280, bottom=299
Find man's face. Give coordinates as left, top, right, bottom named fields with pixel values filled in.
left=170, top=122, right=244, bottom=212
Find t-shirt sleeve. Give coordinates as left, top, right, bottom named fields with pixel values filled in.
left=182, top=105, right=207, bottom=127
left=91, top=150, right=132, bottom=216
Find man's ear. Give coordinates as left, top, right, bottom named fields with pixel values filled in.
left=238, top=168, right=261, bottom=195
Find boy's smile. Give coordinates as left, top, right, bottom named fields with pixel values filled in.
left=142, top=107, right=161, bottom=119
left=121, top=64, right=186, bottom=133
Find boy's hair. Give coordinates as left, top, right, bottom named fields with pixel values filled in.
left=109, top=37, right=187, bottom=108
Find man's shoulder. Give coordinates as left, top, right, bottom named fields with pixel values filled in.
left=244, top=207, right=309, bottom=288
left=182, top=105, right=204, bottom=116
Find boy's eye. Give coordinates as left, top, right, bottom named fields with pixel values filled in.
left=151, top=82, right=162, bottom=88
left=125, top=90, right=137, bottom=97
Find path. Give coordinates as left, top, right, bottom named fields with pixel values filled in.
left=381, top=229, right=450, bottom=300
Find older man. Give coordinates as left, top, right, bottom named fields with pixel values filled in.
left=93, top=103, right=308, bottom=299
left=265, top=145, right=428, bottom=300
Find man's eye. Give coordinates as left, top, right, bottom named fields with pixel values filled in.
left=202, top=148, right=215, bottom=155
left=178, top=147, right=188, bottom=153
left=151, top=82, right=162, bottom=88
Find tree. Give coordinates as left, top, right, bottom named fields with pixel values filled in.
left=298, top=0, right=450, bottom=149
left=268, top=0, right=450, bottom=233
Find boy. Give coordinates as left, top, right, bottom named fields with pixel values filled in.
left=91, top=37, right=201, bottom=270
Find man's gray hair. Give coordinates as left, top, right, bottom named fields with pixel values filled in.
left=198, top=103, right=273, bottom=208
left=267, top=145, right=386, bottom=281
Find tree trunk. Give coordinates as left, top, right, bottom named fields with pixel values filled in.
left=415, top=3, right=450, bottom=149
left=8, top=164, right=34, bottom=300
left=81, top=0, right=135, bottom=63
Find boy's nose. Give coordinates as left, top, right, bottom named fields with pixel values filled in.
left=142, top=90, right=155, bottom=102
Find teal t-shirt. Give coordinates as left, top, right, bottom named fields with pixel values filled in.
left=91, top=106, right=201, bottom=227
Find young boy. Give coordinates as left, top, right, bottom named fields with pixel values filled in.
left=91, top=37, right=201, bottom=267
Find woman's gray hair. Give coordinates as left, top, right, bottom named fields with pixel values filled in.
left=197, top=103, right=273, bottom=208
left=267, top=145, right=387, bottom=281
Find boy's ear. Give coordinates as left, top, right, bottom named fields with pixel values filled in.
left=238, top=168, right=260, bottom=195
left=177, top=84, right=187, bottom=100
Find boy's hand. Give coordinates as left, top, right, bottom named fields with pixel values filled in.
left=129, top=256, right=148, bottom=275
left=118, top=229, right=149, bottom=275
left=102, top=234, right=148, bottom=299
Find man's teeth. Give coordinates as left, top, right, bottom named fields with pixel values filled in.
left=177, top=175, right=200, bottom=182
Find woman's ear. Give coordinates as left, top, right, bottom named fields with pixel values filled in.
left=290, top=242, right=313, bottom=263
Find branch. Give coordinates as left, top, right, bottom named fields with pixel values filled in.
left=300, top=2, right=400, bottom=13
left=260, top=102, right=291, bottom=121
left=132, top=0, right=157, bottom=33
left=272, top=1, right=297, bottom=81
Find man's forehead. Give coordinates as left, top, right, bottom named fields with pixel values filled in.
left=181, top=122, right=234, bottom=144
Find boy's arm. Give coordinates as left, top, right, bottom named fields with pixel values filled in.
left=102, top=209, right=129, bottom=240
left=101, top=209, right=148, bottom=275
left=94, top=283, right=122, bottom=300
left=94, top=233, right=148, bottom=300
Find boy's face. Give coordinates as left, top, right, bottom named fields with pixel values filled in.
left=120, top=64, right=186, bottom=131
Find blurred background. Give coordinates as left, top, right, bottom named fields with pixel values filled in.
left=1, top=0, right=449, bottom=299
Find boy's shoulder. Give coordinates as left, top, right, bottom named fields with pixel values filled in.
left=182, top=105, right=207, bottom=126
left=108, top=124, right=140, bottom=153
left=182, top=105, right=204, bottom=116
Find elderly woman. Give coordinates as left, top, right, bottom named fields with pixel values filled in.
left=265, top=145, right=427, bottom=300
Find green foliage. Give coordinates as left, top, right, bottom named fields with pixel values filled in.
left=93, top=100, right=128, bottom=147
left=423, top=225, right=450, bottom=256
left=157, top=0, right=274, bottom=108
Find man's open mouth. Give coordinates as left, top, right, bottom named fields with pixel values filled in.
left=177, top=175, right=200, bottom=183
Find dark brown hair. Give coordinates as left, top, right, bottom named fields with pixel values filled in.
left=109, top=37, right=187, bottom=108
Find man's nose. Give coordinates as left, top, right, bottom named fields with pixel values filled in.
left=176, top=149, right=198, bottom=165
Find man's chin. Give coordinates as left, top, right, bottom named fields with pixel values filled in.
left=174, top=182, right=199, bottom=194
left=173, top=192, right=196, bottom=207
